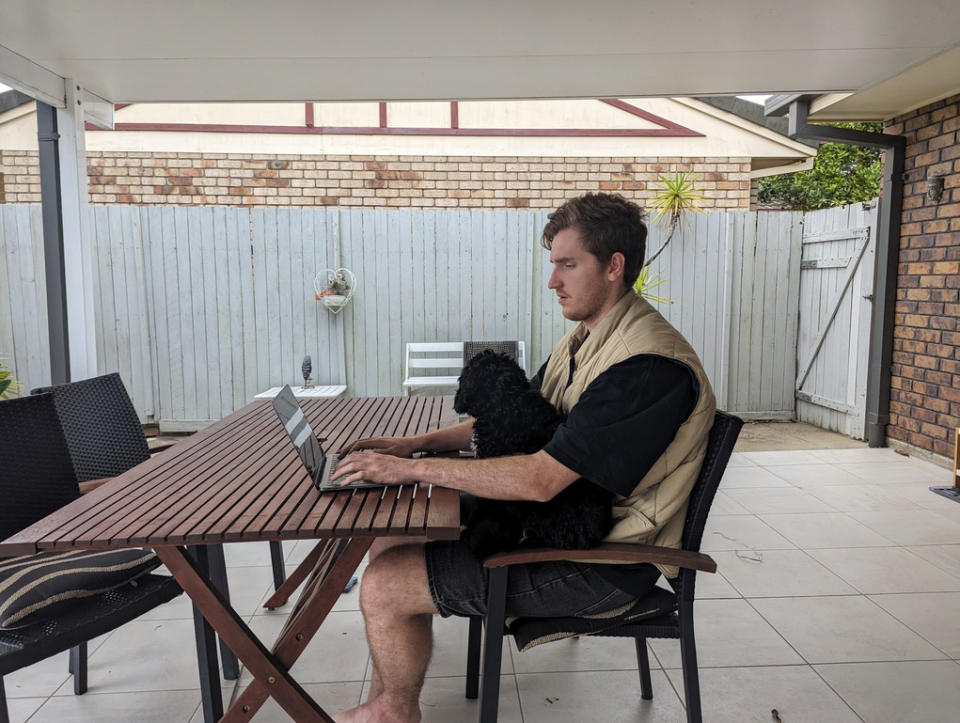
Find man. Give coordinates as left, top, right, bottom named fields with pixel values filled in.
left=334, top=192, right=715, bottom=723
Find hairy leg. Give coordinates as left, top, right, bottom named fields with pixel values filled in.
left=336, top=544, right=437, bottom=723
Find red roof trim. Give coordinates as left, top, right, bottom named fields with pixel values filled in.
left=450, top=101, right=458, bottom=130
left=305, top=102, right=314, bottom=128
left=87, top=122, right=702, bottom=137
left=599, top=99, right=703, bottom=135
left=379, top=102, right=387, bottom=128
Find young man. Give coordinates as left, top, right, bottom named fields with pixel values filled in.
left=334, top=192, right=715, bottom=723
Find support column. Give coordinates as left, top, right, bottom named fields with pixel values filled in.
left=36, top=80, right=97, bottom=384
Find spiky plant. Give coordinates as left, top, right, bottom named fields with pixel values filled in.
left=644, top=172, right=706, bottom=266
left=0, top=358, right=20, bottom=399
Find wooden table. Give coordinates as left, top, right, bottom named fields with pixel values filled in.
left=0, top=395, right=461, bottom=722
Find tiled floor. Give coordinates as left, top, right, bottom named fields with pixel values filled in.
left=6, top=445, right=960, bottom=722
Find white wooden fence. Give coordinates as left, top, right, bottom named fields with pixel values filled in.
left=2, top=204, right=816, bottom=429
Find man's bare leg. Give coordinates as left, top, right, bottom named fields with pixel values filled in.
left=336, top=544, right=437, bottom=723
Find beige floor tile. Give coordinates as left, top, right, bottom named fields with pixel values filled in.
left=30, top=689, right=200, bottom=723
left=648, top=599, right=803, bottom=669
left=758, top=512, right=897, bottom=548
left=216, top=681, right=363, bottom=722
left=836, top=460, right=952, bottom=485
left=807, top=547, right=960, bottom=594
left=222, top=541, right=276, bottom=568
left=883, top=482, right=960, bottom=511
left=815, top=660, right=960, bottom=722
left=750, top=595, right=947, bottom=664
left=726, top=452, right=757, bottom=468
left=742, top=450, right=825, bottom=466
left=707, top=491, right=751, bottom=515
left=665, top=664, right=860, bottom=723
left=688, top=571, right=742, bottom=599
left=241, top=611, right=369, bottom=685
left=764, top=463, right=866, bottom=487
left=908, top=544, right=960, bottom=579
left=419, top=675, right=522, bottom=723
left=847, top=509, right=960, bottom=545
left=700, top=516, right=796, bottom=552
left=517, top=669, right=685, bottom=723
left=428, top=614, right=513, bottom=677
left=5, top=697, right=45, bottom=723
left=711, top=549, right=857, bottom=598
left=719, top=467, right=793, bottom=489
left=509, top=631, right=645, bottom=674
left=808, top=483, right=923, bottom=512
left=723, top=487, right=837, bottom=515
left=810, top=447, right=906, bottom=464
left=869, top=592, right=960, bottom=657
left=3, top=633, right=113, bottom=699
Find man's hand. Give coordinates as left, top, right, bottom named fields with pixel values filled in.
left=340, top=436, right=420, bottom=458
left=334, top=451, right=418, bottom=487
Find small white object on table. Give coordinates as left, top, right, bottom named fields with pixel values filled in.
left=254, top=385, right=347, bottom=399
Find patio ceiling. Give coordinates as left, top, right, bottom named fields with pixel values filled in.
left=1, top=0, right=959, bottom=118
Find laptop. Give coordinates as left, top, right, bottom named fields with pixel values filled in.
left=270, top=385, right=382, bottom=491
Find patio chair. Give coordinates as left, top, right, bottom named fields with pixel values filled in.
left=30, top=373, right=239, bottom=681
left=462, top=340, right=525, bottom=372
left=463, top=410, right=743, bottom=723
left=0, top=393, right=189, bottom=722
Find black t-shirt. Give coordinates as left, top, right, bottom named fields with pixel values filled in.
left=529, top=353, right=698, bottom=596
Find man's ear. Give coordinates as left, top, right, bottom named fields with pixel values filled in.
left=607, top=251, right=626, bottom=282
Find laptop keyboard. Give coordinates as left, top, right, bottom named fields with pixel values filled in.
left=317, top=453, right=340, bottom=489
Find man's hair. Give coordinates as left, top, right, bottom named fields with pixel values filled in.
left=541, top=193, right=647, bottom=289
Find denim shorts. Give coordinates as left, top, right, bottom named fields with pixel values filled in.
left=423, top=539, right=639, bottom=619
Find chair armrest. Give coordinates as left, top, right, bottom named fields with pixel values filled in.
left=78, top=477, right=114, bottom=495
left=482, top=542, right=717, bottom=573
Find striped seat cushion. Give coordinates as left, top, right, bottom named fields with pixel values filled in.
left=0, top=549, right=162, bottom=629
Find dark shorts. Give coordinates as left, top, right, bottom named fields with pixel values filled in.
left=424, top=539, right=640, bottom=619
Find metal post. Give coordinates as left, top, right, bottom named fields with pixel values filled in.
left=36, top=101, right=70, bottom=385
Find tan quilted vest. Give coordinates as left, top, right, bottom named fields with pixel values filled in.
left=540, top=292, right=716, bottom=578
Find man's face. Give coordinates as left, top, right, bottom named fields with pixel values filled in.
left=547, top=227, right=617, bottom=328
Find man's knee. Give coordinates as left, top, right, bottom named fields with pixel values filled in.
left=360, top=545, right=436, bottom=617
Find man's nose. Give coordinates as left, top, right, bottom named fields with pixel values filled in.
left=547, top=268, right=559, bottom=289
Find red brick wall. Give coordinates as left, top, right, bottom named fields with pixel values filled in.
left=885, top=93, right=960, bottom=458
left=0, top=150, right=751, bottom=210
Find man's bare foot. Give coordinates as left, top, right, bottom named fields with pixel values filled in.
left=334, top=699, right=421, bottom=723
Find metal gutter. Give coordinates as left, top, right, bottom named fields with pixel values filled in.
left=782, top=98, right=906, bottom=447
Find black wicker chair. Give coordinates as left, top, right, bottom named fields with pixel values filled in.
left=0, top=393, right=186, bottom=723
left=464, top=410, right=743, bottom=723
left=30, top=373, right=239, bottom=683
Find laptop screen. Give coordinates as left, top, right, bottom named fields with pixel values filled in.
left=271, top=385, right=325, bottom=482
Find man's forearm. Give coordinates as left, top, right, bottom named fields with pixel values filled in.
left=409, top=419, right=474, bottom=453
left=409, top=451, right=570, bottom=502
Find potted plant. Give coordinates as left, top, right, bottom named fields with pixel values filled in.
left=0, top=358, right=20, bottom=399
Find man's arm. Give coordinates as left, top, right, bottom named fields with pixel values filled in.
left=341, top=419, right=475, bottom=457
left=333, top=449, right=579, bottom=502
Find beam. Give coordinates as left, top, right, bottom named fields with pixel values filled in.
left=0, top=43, right=66, bottom=108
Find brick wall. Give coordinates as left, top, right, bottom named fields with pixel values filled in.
left=885, top=93, right=960, bottom=458
left=0, top=150, right=751, bottom=209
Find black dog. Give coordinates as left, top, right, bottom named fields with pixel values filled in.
left=453, top=350, right=614, bottom=559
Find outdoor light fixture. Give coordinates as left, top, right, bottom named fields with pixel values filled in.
left=926, top=175, right=945, bottom=203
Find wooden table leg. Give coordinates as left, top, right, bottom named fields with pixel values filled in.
left=262, top=539, right=333, bottom=609
left=227, top=537, right=371, bottom=722
left=155, top=545, right=332, bottom=723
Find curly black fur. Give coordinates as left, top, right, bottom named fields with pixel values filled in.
left=453, top=350, right=614, bottom=558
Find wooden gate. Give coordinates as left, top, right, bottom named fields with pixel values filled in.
left=795, top=202, right=878, bottom=439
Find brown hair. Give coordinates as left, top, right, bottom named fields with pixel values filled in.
left=541, top=193, right=647, bottom=289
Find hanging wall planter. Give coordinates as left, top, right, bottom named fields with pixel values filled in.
left=314, top=268, right=356, bottom=314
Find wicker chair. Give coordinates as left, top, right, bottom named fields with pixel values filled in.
left=464, top=410, right=743, bottom=723
left=0, top=393, right=186, bottom=722
left=31, top=373, right=239, bottom=682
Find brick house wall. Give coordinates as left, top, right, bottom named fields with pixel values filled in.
left=885, top=92, right=960, bottom=459
left=0, top=150, right=751, bottom=209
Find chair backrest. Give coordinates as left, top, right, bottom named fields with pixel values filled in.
left=0, top=393, right=81, bottom=541
left=403, top=342, right=465, bottom=380
left=462, top=341, right=526, bottom=373
left=681, top=410, right=743, bottom=553
left=31, top=373, right=150, bottom=482
left=672, top=410, right=742, bottom=600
